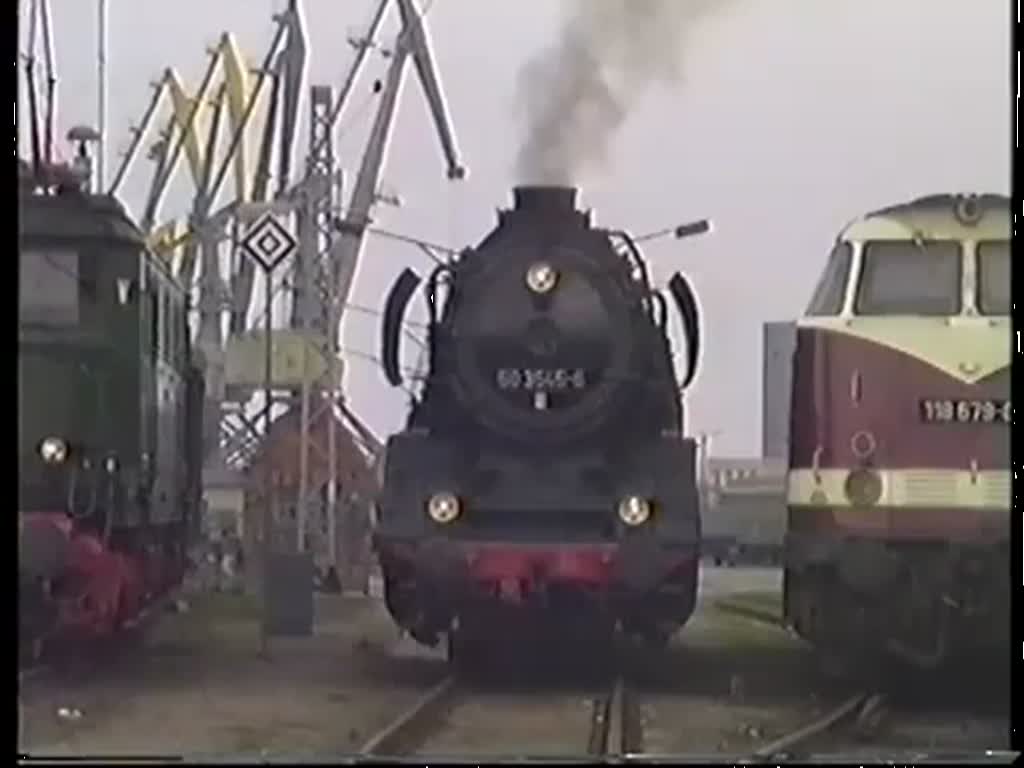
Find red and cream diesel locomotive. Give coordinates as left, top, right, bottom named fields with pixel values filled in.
left=783, top=193, right=1010, bottom=667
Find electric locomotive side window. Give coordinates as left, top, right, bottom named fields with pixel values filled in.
left=160, top=288, right=171, bottom=362
left=172, top=301, right=185, bottom=368
left=854, top=241, right=961, bottom=316
left=805, top=242, right=851, bottom=316
left=19, top=249, right=80, bottom=326
left=976, top=240, right=1009, bottom=315
left=147, top=276, right=159, bottom=356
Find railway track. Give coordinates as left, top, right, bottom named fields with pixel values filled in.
left=357, top=675, right=945, bottom=761
left=586, top=677, right=644, bottom=757
left=710, top=598, right=786, bottom=632
left=742, top=691, right=878, bottom=761
left=358, top=676, right=458, bottom=756
left=358, top=672, right=876, bottom=760
left=620, top=684, right=887, bottom=761
left=358, top=675, right=639, bottom=759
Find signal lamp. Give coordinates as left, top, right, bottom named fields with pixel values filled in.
left=39, top=437, right=68, bottom=465
left=954, top=196, right=982, bottom=225
left=426, top=492, right=461, bottom=524
left=617, top=495, right=652, bottom=526
left=844, top=468, right=882, bottom=506
left=526, top=262, right=558, bottom=294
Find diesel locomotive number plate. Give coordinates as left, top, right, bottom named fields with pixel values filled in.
left=496, top=367, right=587, bottom=391
left=919, top=398, right=1011, bottom=424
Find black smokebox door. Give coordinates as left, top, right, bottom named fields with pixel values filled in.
left=472, top=336, right=610, bottom=412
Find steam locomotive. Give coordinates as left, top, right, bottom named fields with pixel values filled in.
left=18, top=159, right=205, bottom=661
left=374, top=185, right=703, bottom=671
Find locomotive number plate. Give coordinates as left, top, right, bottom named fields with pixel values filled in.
left=496, top=367, right=587, bottom=391
left=919, top=398, right=1011, bottom=424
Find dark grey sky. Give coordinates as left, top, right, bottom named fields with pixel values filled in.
left=23, top=0, right=1010, bottom=455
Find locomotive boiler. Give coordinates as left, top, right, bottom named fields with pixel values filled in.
left=18, top=159, right=205, bottom=660
left=374, top=185, right=705, bottom=671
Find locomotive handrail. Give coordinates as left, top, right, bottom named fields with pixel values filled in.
left=651, top=291, right=668, bottom=330
left=426, top=264, right=454, bottom=327
left=425, top=265, right=454, bottom=385
left=607, top=229, right=653, bottom=292
left=609, top=229, right=665, bottom=326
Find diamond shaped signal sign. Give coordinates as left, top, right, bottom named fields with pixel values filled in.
left=241, top=213, right=297, bottom=272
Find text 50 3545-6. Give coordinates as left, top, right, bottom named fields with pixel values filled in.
left=496, top=368, right=587, bottom=391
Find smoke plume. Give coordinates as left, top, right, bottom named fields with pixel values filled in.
left=515, top=0, right=723, bottom=185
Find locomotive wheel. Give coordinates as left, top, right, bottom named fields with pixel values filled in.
left=640, top=624, right=672, bottom=653
left=447, top=622, right=490, bottom=682
left=622, top=615, right=672, bottom=654
left=815, top=648, right=855, bottom=683
left=581, top=625, right=616, bottom=684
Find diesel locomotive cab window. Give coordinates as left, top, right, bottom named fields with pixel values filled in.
left=976, top=240, right=1009, bottom=315
left=19, top=249, right=80, bottom=325
left=854, top=240, right=961, bottom=316
left=805, top=242, right=851, bottom=316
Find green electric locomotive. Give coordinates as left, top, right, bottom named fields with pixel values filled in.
left=18, top=159, right=205, bottom=655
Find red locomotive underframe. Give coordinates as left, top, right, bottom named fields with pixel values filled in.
left=376, top=537, right=697, bottom=609
left=788, top=328, right=1010, bottom=541
left=21, top=510, right=183, bottom=642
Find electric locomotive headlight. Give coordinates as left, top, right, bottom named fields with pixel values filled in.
left=38, top=437, right=68, bottom=465
left=426, top=492, right=461, bottom=524
left=954, top=196, right=982, bottom=225
left=104, top=455, right=119, bottom=474
left=844, top=468, right=882, bottom=506
left=617, top=495, right=652, bottom=527
left=525, top=262, right=558, bottom=295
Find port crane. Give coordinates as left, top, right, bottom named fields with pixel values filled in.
left=108, top=0, right=465, bottom=583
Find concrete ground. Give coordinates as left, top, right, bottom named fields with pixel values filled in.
left=16, top=566, right=787, bottom=759
left=19, top=591, right=446, bottom=758
left=697, top=564, right=782, bottom=602
left=18, top=564, right=1005, bottom=760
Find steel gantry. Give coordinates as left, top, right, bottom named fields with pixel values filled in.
left=106, top=2, right=308, bottom=472
left=282, top=0, right=466, bottom=583
left=107, top=0, right=466, bottom=586
left=20, top=0, right=59, bottom=176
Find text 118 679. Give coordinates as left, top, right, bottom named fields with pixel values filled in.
left=919, top=398, right=1010, bottom=424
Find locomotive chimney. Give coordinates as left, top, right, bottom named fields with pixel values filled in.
left=512, top=185, right=579, bottom=213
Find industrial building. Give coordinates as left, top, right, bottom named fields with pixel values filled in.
left=761, top=321, right=797, bottom=461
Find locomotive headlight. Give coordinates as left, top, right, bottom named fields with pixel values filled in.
left=104, top=455, right=120, bottom=474
left=844, top=468, right=882, bottom=506
left=426, top=492, right=461, bottom=524
left=617, top=495, right=652, bottom=527
left=38, top=437, right=68, bottom=465
left=526, top=262, right=558, bottom=294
